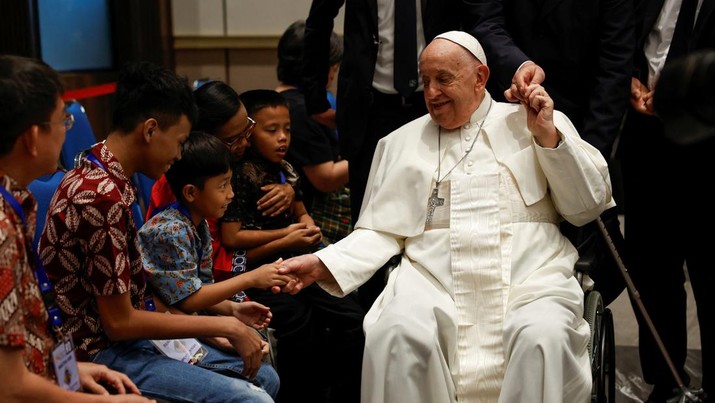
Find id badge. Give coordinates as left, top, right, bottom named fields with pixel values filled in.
left=51, top=336, right=81, bottom=391
left=150, top=338, right=208, bottom=365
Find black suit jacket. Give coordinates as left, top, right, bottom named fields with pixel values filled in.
left=472, top=0, right=635, bottom=156
left=634, top=0, right=715, bottom=75
left=302, top=0, right=484, bottom=160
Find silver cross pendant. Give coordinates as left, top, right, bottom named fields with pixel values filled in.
left=425, top=187, right=445, bottom=226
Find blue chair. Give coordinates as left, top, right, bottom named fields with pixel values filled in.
left=27, top=170, right=66, bottom=250
left=61, top=100, right=98, bottom=170
left=131, top=173, right=155, bottom=228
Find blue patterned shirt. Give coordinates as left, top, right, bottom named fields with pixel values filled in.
left=138, top=206, right=214, bottom=305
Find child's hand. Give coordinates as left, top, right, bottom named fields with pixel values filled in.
left=232, top=300, right=272, bottom=329
left=198, top=336, right=236, bottom=353
left=284, top=225, right=322, bottom=249
left=249, top=260, right=295, bottom=290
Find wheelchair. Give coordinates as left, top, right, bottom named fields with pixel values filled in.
left=576, top=258, right=617, bottom=403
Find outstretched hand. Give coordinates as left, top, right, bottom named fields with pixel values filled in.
left=504, top=61, right=546, bottom=103
left=274, top=254, right=327, bottom=294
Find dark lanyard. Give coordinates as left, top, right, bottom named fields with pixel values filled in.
left=148, top=201, right=203, bottom=262
left=84, top=153, right=156, bottom=311
left=0, top=184, right=64, bottom=329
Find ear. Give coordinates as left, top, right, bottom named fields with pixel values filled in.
left=20, top=125, right=41, bottom=157
left=475, top=64, right=490, bottom=92
left=181, top=183, right=198, bottom=203
left=142, top=118, right=158, bottom=143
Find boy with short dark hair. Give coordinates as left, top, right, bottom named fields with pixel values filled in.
left=39, top=62, right=279, bottom=402
left=0, top=54, right=150, bottom=402
left=138, top=130, right=292, bottom=317
left=221, top=89, right=365, bottom=403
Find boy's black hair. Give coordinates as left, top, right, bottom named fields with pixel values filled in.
left=276, top=19, right=343, bottom=86
left=0, top=55, right=64, bottom=156
left=194, top=81, right=242, bottom=135
left=111, top=61, right=197, bottom=134
left=239, top=89, right=289, bottom=117
left=165, top=131, right=232, bottom=202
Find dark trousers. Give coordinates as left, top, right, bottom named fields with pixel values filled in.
left=247, top=284, right=365, bottom=403
left=621, top=110, right=714, bottom=395
left=349, top=90, right=428, bottom=311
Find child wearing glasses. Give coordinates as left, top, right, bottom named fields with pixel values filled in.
left=38, top=62, right=280, bottom=402
left=148, top=80, right=297, bottom=282
left=0, top=54, right=151, bottom=403
left=221, top=89, right=365, bottom=403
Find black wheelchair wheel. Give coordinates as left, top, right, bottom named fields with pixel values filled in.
left=584, top=290, right=614, bottom=403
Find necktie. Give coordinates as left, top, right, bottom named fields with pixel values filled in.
left=668, top=0, right=698, bottom=61
left=393, top=0, right=418, bottom=97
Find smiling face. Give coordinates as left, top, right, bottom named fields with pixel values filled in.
left=190, top=169, right=234, bottom=220
left=249, top=105, right=291, bottom=164
left=419, top=39, right=489, bottom=130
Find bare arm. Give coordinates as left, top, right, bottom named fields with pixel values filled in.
left=175, top=261, right=292, bottom=313
left=301, top=159, right=349, bottom=193
left=222, top=219, right=321, bottom=267
left=95, top=292, right=266, bottom=379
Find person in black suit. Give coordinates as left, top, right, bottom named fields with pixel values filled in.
left=301, top=0, right=486, bottom=310
left=621, top=1, right=714, bottom=401
left=471, top=0, right=635, bottom=308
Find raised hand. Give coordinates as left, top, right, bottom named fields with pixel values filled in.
left=504, top=61, right=546, bottom=103
left=522, top=84, right=559, bottom=148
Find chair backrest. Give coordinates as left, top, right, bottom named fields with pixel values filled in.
left=27, top=170, right=66, bottom=250
left=61, top=100, right=98, bottom=170
left=131, top=173, right=155, bottom=229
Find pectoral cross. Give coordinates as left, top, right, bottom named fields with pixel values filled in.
left=425, top=187, right=444, bottom=226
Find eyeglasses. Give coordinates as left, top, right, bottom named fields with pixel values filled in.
left=222, top=116, right=255, bottom=149
left=39, top=112, right=74, bottom=131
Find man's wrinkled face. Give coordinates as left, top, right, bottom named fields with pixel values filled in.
left=420, top=39, right=488, bottom=130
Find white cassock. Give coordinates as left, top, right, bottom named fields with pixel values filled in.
left=315, top=92, right=614, bottom=403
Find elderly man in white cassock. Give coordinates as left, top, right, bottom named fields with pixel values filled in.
left=278, top=30, right=613, bottom=403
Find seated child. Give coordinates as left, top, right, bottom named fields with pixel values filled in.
left=138, top=130, right=293, bottom=315
left=147, top=81, right=298, bottom=297
left=221, top=89, right=366, bottom=403
left=39, top=62, right=279, bottom=403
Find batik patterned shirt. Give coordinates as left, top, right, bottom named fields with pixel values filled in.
left=0, top=173, right=55, bottom=377
left=138, top=205, right=214, bottom=306
left=39, top=143, right=147, bottom=361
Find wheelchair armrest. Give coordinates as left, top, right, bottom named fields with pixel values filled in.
left=574, top=255, right=595, bottom=275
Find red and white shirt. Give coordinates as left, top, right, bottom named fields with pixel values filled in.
left=39, top=143, right=147, bottom=361
left=0, top=173, right=55, bottom=377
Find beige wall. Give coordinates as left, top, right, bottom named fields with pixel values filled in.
left=172, top=0, right=344, bottom=93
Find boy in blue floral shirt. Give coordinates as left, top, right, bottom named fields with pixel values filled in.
left=137, top=131, right=293, bottom=354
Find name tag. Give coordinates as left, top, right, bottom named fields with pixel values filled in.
left=150, top=338, right=207, bottom=365
left=51, top=336, right=80, bottom=391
